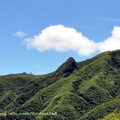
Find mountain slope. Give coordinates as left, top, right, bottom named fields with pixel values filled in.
left=0, top=50, right=120, bottom=120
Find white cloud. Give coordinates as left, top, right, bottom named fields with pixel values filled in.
left=14, top=31, right=27, bottom=38
left=25, top=25, right=97, bottom=56
left=24, top=25, right=120, bottom=56
left=98, top=26, right=120, bottom=52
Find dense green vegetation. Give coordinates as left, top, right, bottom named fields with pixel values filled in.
left=99, top=113, right=120, bottom=120
left=0, top=50, right=120, bottom=120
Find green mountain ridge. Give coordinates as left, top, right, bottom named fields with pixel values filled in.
left=0, top=50, right=120, bottom=120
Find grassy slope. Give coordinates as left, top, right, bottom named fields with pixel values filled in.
left=0, top=50, right=120, bottom=120
left=98, top=112, right=120, bottom=120
left=37, top=50, right=120, bottom=120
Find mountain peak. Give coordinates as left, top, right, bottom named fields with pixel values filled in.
left=66, top=57, right=75, bottom=63
left=56, top=57, right=76, bottom=77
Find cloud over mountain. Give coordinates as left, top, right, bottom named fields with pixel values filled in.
left=98, top=26, right=120, bottom=52
left=24, top=25, right=120, bottom=56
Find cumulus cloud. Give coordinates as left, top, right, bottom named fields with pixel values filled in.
left=14, top=31, right=27, bottom=38
left=25, top=25, right=97, bottom=56
left=24, top=25, right=120, bottom=56
left=98, top=26, right=120, bottom=52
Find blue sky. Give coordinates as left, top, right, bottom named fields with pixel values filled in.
left=0, top=0, right=120, bottom=75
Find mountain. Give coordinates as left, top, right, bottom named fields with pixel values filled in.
left=0, top=50, right=120, bottom=120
